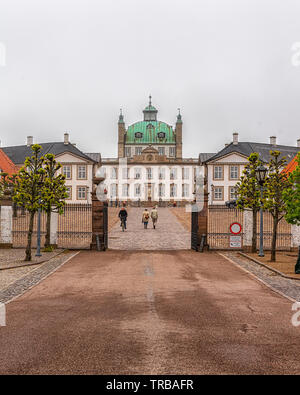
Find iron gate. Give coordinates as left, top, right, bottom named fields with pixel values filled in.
left=191, top=210, right=199, bottom=251
left=103, top=205, right=108, bottom=250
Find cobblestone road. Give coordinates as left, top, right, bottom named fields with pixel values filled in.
left=109, top=207, right=190, bottom=250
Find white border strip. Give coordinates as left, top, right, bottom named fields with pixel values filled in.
left=3, top=251, right=80, bottom=305
left=219, top=252, right=298, bottom=303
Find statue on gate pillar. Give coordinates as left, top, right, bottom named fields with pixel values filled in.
left=90, top=177, right=108, bottom=251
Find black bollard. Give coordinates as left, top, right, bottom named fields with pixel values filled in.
left=295, top=245, right=300, bottom=274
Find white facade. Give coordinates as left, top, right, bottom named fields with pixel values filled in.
left=97, top=162, right=201, bottom=202
left=56, top=152, right=94, bottom=203
left=206, top=153, right=248, bottom=205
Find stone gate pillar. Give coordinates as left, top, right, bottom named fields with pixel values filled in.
left=243, top=209, right=253, bottom=252
left=90, top=177, right=107, bottom=251
left=0, top=189, right=13, bottom=248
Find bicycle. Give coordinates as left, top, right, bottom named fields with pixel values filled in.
left=120, top=217, right=126, bottom=232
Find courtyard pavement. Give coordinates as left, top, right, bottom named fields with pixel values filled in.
left=108, top=207, right=191, bottom=250
left=0, top=250, right=299, bottom=374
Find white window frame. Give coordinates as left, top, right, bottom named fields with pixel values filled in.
left=159, top=183, right=165, bottom=197
left=170, top=168, right=177, bottom=180
left=169, top=147, right=175, bottom=157
left=158, top=147, right=165, bottom=156
left=158, top=167, right=165, bottom=180
left=135, top=147, right=142, bottom=156
left=134, top=183, right=141, bottom=197
left=229, top=165, right=239, bottom=180
left=62, top=165, right=72, bottom=180
left=125, top=147, right=131, bottom=158
left=182, top=184, right=189, bottom=197
left=147, top=167, right=152, bottom=180
left=170, top=184, right=177, bottom=198
left=77, top=186, right=87, bottom=200
left=213, top=187, right=223, bottom=200
left=134, top=167, right=141, bottom=179
left=77, top=165, right=87, bottom=180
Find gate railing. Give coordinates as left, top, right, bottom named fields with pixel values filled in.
left=57, top=204, right=92, bottom=249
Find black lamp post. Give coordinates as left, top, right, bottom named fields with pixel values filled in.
left=255, top=165, right=268, bottom=257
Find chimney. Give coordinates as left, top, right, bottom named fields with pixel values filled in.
left=27, top=136, right=33, bottom=146
left=64, top=132, right=69, bottom=145
left=233, top=132, right=238, bottom=145
left=270, top=136, right=277, bottom=146
left=297, top=138, right=300, bottom=148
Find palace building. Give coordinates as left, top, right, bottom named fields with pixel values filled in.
left=89, top=97, right=200, bottom=205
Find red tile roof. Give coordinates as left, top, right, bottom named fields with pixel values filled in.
left=0, top=148, right=19, bottom=176
left=283, top=155, right=298, bottom=175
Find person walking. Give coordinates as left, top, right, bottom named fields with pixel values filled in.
left=142, top=208, right=150, bottom=229
left=118, top=205, right=128, bottom=230
left=150, top=206, right=158, bottom=229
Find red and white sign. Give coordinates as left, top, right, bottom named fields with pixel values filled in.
left=230, top=222, right=242, bottom=235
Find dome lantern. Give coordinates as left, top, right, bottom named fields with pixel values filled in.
left=143, top=95, right=158, bottom=121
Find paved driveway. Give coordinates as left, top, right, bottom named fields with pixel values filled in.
left=109, top=207, right=190, bottom=250
left=0, top=250, right=299, bottom=374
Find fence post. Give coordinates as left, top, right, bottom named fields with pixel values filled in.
left=291, top=224, right=300, bottom=251
left=0, top=190, right=13, bottom=248
left=243, top=209, right=253, bottom=252
left=50, top=210, right=58, bottom=248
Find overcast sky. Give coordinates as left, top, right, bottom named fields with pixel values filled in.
left=0, top=0, right=299, bottom=157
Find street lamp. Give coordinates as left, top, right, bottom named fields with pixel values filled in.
left=255, top=165, right=268, bottom=257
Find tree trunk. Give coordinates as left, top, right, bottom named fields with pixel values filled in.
left=252, top=209, right=257, bottom=253
left=44, top=209, right=51, bottom=248
left=271, top=217, right=278, bottom=262
left=25, top=211, right=35, bottom=261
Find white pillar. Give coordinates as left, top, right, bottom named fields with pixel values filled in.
left=50, top=211, right=58, bottom=246
left=0, top=205, right=13, bottom=246
left=291, top=224, right=300, bottom=249
left=243, top=209, right=253, bottom=251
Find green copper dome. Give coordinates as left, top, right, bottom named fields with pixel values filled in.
left=126, top=121, right=175, bottom=144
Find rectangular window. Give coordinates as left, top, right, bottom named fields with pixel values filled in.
left=170, top=168, right=177, bottom=180
left=77, top=186, right=87, bottom=200
left=170, top=184, right=177, bottom=198
left=158, top=147, right=165, bottom=156
left=66, top=186, right=72, bottom=200
left=122, top=184, right=129, bottom=197
left=125, top=147, right=131, bottom=157
left=229, top=165, right=239, bottom=180
left=158, top=167, right=165, bottom=180
left=182, top=168, right=189, bottom=180
left=122, top=167, right=129, bottom=179
left=169, top=147, right=175, bottom=157
left=134, top=167, right=141, bottom=179
left=62, top=165, right=72, bottom=180
left=182, top=184, right=189, bottom=197
left=213, top=187, right=223, bottom=200
left=111, top=167, right=117, bottom=179
left=229, top=186, right=237, bottom=200
left=77, top=165, right=87, bottom=179
left=110, top=184, right=117, bottom=198
left=159, top=183, right=165, bottom=197
left=213, top=166, right=223, bottom=180
left=135, top=147, right=142, bottom=156
left=147, top=167, right=152, bottom=180
left=134, top=183, right=141, bottom=197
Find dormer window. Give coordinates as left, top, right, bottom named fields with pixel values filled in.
left=157, top=132, right=165, bottom=139
left=146, top=124, right=154, bottom=131
left=135, top=132, right=143, bottom=139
